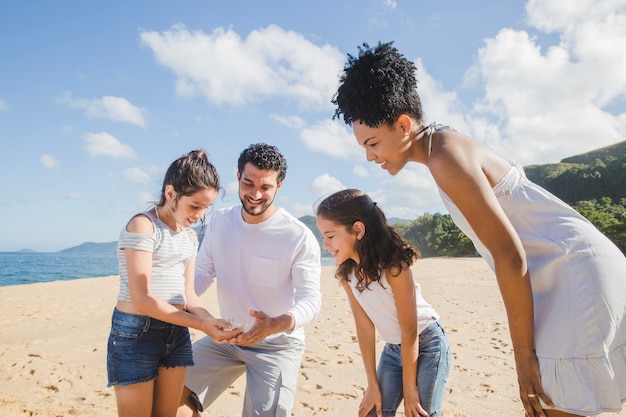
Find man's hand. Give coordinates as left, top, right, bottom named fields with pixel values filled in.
left=228, top=310, right=294, bottom=346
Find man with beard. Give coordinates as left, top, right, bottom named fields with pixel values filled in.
left=177, top=143, right=322, bottom=417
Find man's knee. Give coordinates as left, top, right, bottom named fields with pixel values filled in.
left=177, top=386, right=202, bottom=417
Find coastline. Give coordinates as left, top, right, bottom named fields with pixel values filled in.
left=0, top=258, right=623, bottom=416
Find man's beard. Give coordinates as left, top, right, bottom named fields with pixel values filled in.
left=240, top=195, right=273, bottom=217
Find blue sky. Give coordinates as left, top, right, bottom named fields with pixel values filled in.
left=1, top=0, right=625, bottom=252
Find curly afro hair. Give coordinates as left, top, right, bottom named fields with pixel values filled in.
left=332, top=41, right=424, bottom=128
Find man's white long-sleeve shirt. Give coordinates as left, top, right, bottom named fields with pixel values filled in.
left=195, top=205, right=322, bottom=341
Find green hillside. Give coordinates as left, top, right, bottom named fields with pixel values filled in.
left=561, top=140, right=626, bottom=164
left=521, top=140, right=625, bottom=254
left=524, top=141, right=626, bottom=204
left=388, top=141, right=626, bottom=257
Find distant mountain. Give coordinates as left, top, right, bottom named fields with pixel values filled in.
left=298, top=215, right=326, bottom=255
left=59, top=241, right=117, bottom=254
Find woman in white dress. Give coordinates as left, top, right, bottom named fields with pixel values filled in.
left=331, top=41, right=626, bottom=417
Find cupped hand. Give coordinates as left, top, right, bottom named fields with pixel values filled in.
left=227, top=310, right=273, bottom=346
left=201, top=317, right=243, bottom=342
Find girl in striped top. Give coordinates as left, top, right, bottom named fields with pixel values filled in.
left=107, top=150, right=241, bottom=417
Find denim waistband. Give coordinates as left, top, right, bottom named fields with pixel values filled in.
left=112, top=308, right=176, bottom=330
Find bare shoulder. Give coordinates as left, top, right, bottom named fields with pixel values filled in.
left=428, top=131, right=482, bottom=179
left=432, top=129, right=482, bottom=158
left=385, top=266, right=414, bottom=290
left=126, top=214, right=155, bottom=234
left=430, top=130, right=509, bottom=186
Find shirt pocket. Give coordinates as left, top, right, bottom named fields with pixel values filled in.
left=249, top=256, right=280, bottom=287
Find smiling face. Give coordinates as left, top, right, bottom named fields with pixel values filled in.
left=169, top=187, right=218, bottom=228
left=353, top=117, right=415, bottom=176
left=237, top=162, right=282, bottom=223
left=316, top=216, right=362, bottom=265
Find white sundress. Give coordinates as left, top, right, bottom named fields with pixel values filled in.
left=430, top=125, right=626, bottom=415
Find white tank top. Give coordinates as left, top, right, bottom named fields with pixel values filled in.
left=348, top=270, right=439, bottom=344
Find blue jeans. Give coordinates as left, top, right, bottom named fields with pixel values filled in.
left=107, top=308, right=194, bottom=387
left=370, top=321, right=451, bottom=417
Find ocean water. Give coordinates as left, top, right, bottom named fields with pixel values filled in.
left=0, top=251, right=337, bottom=287
left=0, top=252, right=119, bottom=287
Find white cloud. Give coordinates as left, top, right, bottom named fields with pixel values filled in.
left=525, top=0, right=626, bottom=34
left=139, top=24, right=345, bottom=110
left=58, top=92, right=147, bottom=128
left=278, top=197, right=315, bottom=218
left=353, top=164, right=370, bottom=178
left=0, top=98, right=8, bottom=111
left=416, top=59, right=471, bottom=131
left=463, top=0, right=626, bottom=164
left=309, top=174, right=346, bottom=201
left=124, top=167, right=151, bottom=184
left=66, top=192, right=80, bottom=200
left=40, top=154, right=60, bottom=172
left=365, top=164, right=444, bottom=219
left=281, top=1, right=626, bottom=218
left=385, top=0, right=398, bottom=10
left=300, top=119, right=362, bottom=159
left=271, top=114, right=306, bottom=129
left=224, top=180, right=240, bottom=201
left=84, top=132, right=137, bottom=160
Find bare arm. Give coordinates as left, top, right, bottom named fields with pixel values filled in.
left=124, top=216, right=240, bottom=340
left=341, top=280, right=382, bottom=417
left=429, top=132, right=553, bottom=415
left=387, top=268, right=427, bottom=417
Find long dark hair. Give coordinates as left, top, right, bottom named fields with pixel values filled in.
left=316, top=189, right=419, bottom=291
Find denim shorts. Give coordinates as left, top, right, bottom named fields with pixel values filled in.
left=370, top=321, right=451, bottom=417
left=107, top=308, right=194, bottom=387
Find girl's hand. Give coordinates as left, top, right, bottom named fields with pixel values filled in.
left=359, top=385, right=382, bottom=417
left=403, top=385, right=428, bottom=416
left=200, top=317, right=243, bottom=342
left=515, top=349, right=554, bottom=417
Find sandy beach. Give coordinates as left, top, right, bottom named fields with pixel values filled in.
left=1, top=257, right=623, bottom=416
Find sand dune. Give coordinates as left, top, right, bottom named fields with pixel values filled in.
left=0, top=258, right=623, bottom=416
